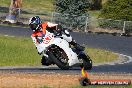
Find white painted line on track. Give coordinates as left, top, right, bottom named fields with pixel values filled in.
left=94, top=53, right=132, bottom=66
left=4, top=34, right=15, bottom=37
left=119, top=54, right=132, bottom=64
left=0, top=66, right=58, bottom=70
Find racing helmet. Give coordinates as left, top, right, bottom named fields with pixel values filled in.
left=29, top=16, right=42, bottom=31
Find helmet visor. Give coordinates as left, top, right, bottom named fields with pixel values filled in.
left=29, top=23, right=37, bottom=31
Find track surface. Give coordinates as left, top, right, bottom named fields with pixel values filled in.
left=0, top=25, right=132, bottom=73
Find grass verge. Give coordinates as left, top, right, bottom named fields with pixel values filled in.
left=85, top=48, right=118, bottom=64
left=0, top=35, right=118, bottom=66
left=0, top=0, right=54, bottom=13
left=0, top=35, right=41, bottom=66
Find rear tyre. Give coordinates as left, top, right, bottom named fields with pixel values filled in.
left=48, top=46, right=70, bottom=70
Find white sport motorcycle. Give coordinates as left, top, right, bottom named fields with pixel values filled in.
left=35, top=31, right=92, bottom=70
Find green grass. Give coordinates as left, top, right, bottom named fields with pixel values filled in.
left=89, top=10, right=101, bottom=18
left=0, top=35, right=118, bottom=66
left=0, top=0, right=54, bottom=13
left=85, top=48, right=118, bottom=64
left=40, top=86, right=51, bottom=88
left=0, top=35, right=41, bottom=66
left=23, top=0, right=54, bottom=13
left=0, top=0, right=10, bottom=7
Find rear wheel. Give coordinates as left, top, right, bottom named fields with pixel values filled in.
left=48, top=45, right=70, bottom=70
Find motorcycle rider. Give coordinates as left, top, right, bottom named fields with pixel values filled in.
left=29, top=16, right=84, bottom=49
left=29, top=16, right=84, bottom=65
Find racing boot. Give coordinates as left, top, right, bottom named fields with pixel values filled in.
left=69, top=40, right=85, bottom=51
left=41, top=56, right=52, bottom=66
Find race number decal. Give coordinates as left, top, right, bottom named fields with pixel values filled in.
left=43, top=34, right=53, bottom=44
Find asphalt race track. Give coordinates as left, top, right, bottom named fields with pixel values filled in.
left=0, top=25, right=132, bottom=73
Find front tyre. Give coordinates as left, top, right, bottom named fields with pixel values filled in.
left=83, top=55, right=92, bottom=70
left=79, top=53, right=92, bottom=70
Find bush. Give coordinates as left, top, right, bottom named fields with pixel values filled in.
left=98, top=18, right=124, bottom=30
left=98, top=18, right=132, bottom=33
left=100, top=0, right=132, bottom=21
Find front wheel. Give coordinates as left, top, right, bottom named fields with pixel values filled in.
left=79, top=53, right=92, bottom=70
left=83, top=55, right=92, bottom=70
left=47, top=45, right=70, bottom=70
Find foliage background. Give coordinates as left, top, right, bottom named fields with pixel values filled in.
left=100, top=0, right=132, bottom=21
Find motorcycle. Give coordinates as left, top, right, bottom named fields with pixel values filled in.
left=35, top=31, right=92, bottom=70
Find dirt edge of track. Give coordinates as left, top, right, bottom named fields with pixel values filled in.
left=0, top=72, right=132, bottom=88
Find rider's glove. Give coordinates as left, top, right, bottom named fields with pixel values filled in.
left=37, top=37, right=43, bottom=44
left=54, top=29, right=62, bottom=36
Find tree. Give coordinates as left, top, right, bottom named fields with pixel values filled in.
left=55, top=0, right=90, bottom=16
left=90, top=0, right=102, bottom=10
left=6, top=0, right=22, bottom=23
left=54, top=0, right=91, bottom=30
left=100, top=0, right=132, bottom=21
